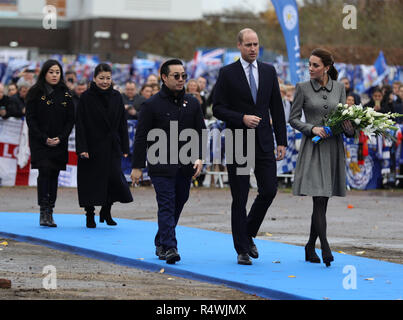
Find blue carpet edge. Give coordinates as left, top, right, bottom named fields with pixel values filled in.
left=0, top=230, right=311, bottom=300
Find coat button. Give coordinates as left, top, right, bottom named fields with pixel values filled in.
left=324, top=105, right=328, bottom=109
left=323, top=95, right=327, bottom=99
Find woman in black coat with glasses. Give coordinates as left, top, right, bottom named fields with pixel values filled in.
left=75, top=63, right=133, bottom=228
left=25, top=59, right=75, bottom=227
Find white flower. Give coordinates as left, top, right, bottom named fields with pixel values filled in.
left=342, top=109, right=349, bottom=116
left=365, top=108, right=374, bottom=115
left=354, top=119, right=361, bottom=125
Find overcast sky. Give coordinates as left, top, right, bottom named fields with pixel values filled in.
left=202, top=0, right=270, bottom=14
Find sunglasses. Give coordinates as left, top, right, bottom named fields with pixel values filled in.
left=169, top=73, right=188, bottom=81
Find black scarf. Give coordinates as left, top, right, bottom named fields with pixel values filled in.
left=90, top=81, right=113, bottom=109
left=44, top=83, right=57, bottom=96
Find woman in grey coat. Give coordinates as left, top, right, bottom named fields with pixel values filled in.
left=289, top=48, right=354, bottom=267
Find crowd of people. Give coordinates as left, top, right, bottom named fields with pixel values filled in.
left=2, top=62, right=403, bottom=125
left=0, top=67, right=214, bottom=122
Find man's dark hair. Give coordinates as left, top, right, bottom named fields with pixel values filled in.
left=125, top=81, right=136, bottom=86
left=65, top=70, right=77, bottom=77
left=160, top=59, right=183, bottom=83
left=77, top=79, right=88, bottom=86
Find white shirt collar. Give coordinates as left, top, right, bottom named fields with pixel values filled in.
left=240, top=57, right=258, bottom=69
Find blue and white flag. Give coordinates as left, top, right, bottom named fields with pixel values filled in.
left=373, top=51, right=389, bottom=87
left=76, top=54, right=100, bottom=67
left=132, top=58, right=159, bottom=79
left=358, top=51, right=389, bottom=93
left=189, top=48, right=225, bottom=78
left=271, top=0, right=302, bottom=85
left=0, top=59, right=30, bottom=84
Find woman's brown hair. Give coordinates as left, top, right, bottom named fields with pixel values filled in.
left=311, top=48, right=338, bottom=81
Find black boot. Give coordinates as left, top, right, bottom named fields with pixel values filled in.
left=85, top=206, right=96, bottom=228
left=46, top=205, right=57, bottom=228
left=39, top=205, right=49, bottom=227
left=38, top=172, right=51, bottom=227
left=312, top=197, right=333, bottom=267
left=99, top=204, right=117, bottom=226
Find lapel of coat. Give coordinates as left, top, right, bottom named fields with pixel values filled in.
left=256, top=61, right=266, bottom=105
left=235, top=60, right=255, bottom=105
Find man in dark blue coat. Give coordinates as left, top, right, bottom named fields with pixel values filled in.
left=213, top=28, right=287, bottom=265
left=131, top=59, right=205, bottom=264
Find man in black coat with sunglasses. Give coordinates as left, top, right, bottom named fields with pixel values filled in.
left=131, top=59, right=206, bottom=264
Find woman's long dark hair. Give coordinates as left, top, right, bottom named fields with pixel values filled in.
left=26, top=59, right=67, bottom=103
left=311, top=48, right=338, bottom=81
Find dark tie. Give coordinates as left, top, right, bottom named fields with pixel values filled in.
left=249, top=63, right=257, bottom=104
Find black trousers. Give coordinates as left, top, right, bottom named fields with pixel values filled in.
left=227, top=145, right=277, bottom=254
left=37, top=168, right=60, bottom=207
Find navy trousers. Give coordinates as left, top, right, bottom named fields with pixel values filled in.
left=227, top=144, right=278, bottom=255
left=151, top=170, right=191, bottom=250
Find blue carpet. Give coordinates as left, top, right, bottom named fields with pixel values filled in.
left=0, top=212, right=402, bottom=300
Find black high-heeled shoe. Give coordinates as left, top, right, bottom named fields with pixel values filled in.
left=99, top=205, right=117, bottom=226
left=322, top=254, right=334, bottom=267
left=321, top=245, right=334, bottom=267
left=305, top=244, right=320, bottom=263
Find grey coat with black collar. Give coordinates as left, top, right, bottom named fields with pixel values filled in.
left=289, top=78, right=347, bottom=197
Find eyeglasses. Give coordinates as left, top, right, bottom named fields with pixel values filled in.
left=169, top=73, right=188, bottom=81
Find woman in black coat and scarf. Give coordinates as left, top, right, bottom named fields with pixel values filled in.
left=25, top=60, right=75, bottom=227
left=75, top=63, right=133, bottom=228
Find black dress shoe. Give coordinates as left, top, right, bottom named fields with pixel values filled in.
left=165, top=248, right=181, bottom=264
left=155, top=246, right=166, bottom=260
left=248, top=238, right=259, bottom=259
left=237, top=253, right=252, bottom=265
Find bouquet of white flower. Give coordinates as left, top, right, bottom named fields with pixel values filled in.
left=312, top=103, right=403, bottom=144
